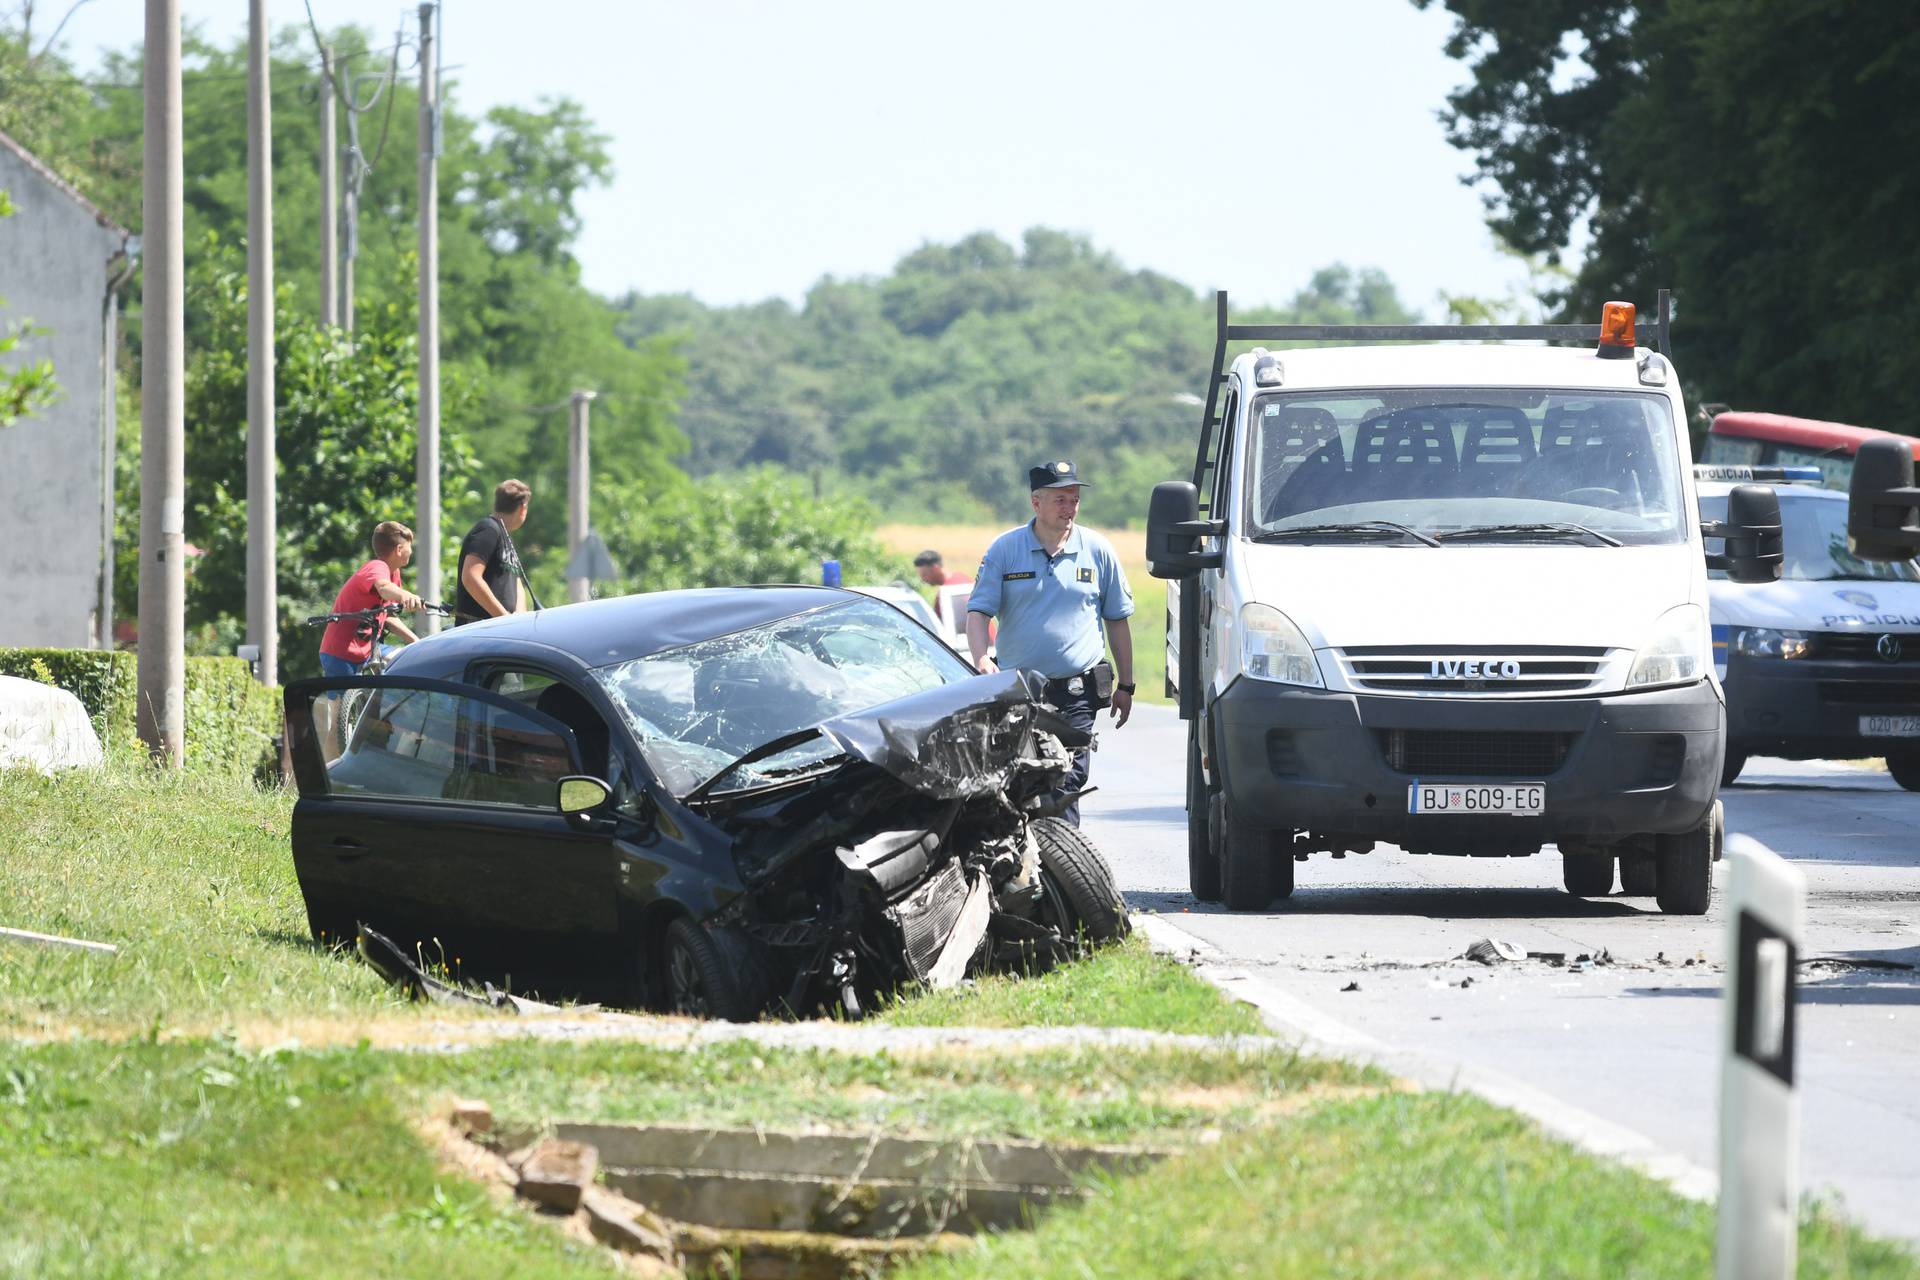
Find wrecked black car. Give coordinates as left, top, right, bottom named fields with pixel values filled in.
left=283, top=586, right=1129, bottom=1019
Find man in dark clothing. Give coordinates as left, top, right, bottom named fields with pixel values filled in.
left=454, top=479, right=533, bottom=625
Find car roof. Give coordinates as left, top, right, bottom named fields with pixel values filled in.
left=391, top=585, right=857, bottom=673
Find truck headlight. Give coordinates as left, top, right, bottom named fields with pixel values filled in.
left=1627, top=604, right=1709, bottom=689
left=1241, top=603, right=1323, bottom=688
left=1731, top=626, right=1811, bottom=660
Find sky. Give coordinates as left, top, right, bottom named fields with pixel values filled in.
left=44, top=0, right=1533, bottom=314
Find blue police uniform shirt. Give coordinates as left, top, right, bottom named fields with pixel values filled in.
left=968, top=520, right=1134, bottom=679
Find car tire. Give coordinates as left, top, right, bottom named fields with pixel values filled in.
left=1187, top=734, right=1222, bottom=903
left=664, top=918, right=764, bottom=1022
left=1212, top=789, right=1292, bottom=911
left=1654, top=800, right=1720, bottom=916
left=1887, top=749, right=1920, bottom=792
left=1618, top=850, right=1658, bottom=897
left=1032, top=817, right=1131, bottom=945
left=1561, top=853, right=1614, bottom=897
left=1721, top=750, right=1748, bottom=788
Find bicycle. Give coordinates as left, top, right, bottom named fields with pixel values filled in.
left=304, top=602, right=451, bottom=755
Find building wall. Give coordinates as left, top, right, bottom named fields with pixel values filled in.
left=0, top=145, right=126, bottom=649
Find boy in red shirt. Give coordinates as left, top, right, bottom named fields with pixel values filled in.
left=319, top=521, right=425, bottom=676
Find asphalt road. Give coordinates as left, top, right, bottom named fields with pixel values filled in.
left=1082, top=701, right=1920, bottom=1245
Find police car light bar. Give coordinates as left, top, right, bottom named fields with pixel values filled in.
left=1693, top=465, right=1824, bottom=484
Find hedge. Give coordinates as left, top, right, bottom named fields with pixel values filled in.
left=0, top=648, right=280, bottom=778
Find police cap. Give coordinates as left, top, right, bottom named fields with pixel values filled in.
left=1029, top=459, right=1090, bottom=490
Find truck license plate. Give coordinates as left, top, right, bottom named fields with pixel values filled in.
left=1860, top=714, right=1920, bottom=738
left=1408, top=783, right=1545, bottom=815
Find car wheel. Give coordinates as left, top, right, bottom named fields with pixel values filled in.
left=1211, top=789, right=1291, bottom=911
left=1654, top=800, right=1720, bottom=916
left=1562, top=853, right=1614, bottom=897
left=1032, top=817, right=1131, bottom=946
left=1721, top=750, right=1748, bottom=788
left=663, top=918, right=763, bottom=1022
left=1618, top=850, right=1658, bottom=896
left=1887, top=749, right=1920, bottom=792
left=1187, top=733, right=1222, bottom=903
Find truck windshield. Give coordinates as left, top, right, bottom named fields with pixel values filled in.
left=1699, top=492, right=1920, bottom=583
left=1245, top=389, right=1686, bottom=546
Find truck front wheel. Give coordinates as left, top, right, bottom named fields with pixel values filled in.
left=1210, top=788, right=1293, bottom=911
left=1187, top=732, right=1222, bottom=902
left=1887, top=749, right=1920, bottom=792
left=1654, top=799, right=1721, bottom=916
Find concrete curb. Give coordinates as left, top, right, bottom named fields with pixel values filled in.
left=1134, top=911, right=1719, bottom=1203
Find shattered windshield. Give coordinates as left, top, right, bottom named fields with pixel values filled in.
left=593, top=596, right=975, bottom=799
left=1247, top=388, right=1686, bottom=546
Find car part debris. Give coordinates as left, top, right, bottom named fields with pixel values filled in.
left=355, top=925, right=560, bottom=1013
left=1462, top=938, right=1526, bottom=964
left=1341, top=980, right=1361, bottom=992
left=0, top=924, right=118, bottom=955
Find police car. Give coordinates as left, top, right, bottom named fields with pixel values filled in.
left=1697, top=464, right=1920, bottom=790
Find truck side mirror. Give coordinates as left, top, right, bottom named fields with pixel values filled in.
left=1847, top=437, right=1920, bottom=562
left=1146, top=481, right=1224, bottom=579
left=1702, top=484, right=1783, bottom=584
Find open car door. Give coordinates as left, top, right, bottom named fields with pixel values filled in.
left=283, top=676, right=622, bottom=968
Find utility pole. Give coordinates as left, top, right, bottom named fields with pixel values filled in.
left=244, top=0, right=279, bottom=688
left=568, top=390, right=596, bottom=603
left=415, top=2, right=441, bottom=630
left=139, top=0, right=185, bottom=764
left=318, top=44, right=337, bottom=328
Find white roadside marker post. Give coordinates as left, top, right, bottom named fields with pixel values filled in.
left=1717, top=833, right=1805, bottom=1280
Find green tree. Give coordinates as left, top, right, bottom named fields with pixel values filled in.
left=597, top=469, right=903, bottom=596
left=1412, top=0, right=1920, bottom=430
left=0, top=189, right=59, bottom=427
left=620, top=229, right=1421, bottom=525
left=2, top=19, right=686, bottom=581
left=115, top=235, right=481, bottom=678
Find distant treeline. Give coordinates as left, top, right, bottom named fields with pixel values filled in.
left=617, top=235, right=1420, bottom=527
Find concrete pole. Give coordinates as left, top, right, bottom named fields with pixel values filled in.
left=415, top=3, right=441, bottom=628
left=245, top=0, right=279, bottom=688
left=568, top=390, right=595, bottom=603
left=138, top=0, right=186, bottom=765
left=318, top=45, right=337, bottom=328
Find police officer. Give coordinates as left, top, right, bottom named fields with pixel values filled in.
left=965, top=460, right=1135, bottom=826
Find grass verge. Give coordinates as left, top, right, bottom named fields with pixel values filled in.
left=896, top=1090, right=1919, bottom=1280
left=880, top=934, right=1263, bottom=1037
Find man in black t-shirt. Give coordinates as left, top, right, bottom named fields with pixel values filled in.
left=454, top=478, right=533, bottom=625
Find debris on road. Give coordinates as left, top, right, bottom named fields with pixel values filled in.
left=1462, top=938, right=1526, bottom=964
left=1341, top=981, right=1361, bottom=992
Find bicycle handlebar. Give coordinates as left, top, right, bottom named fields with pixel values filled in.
left=304, top=601, right=452, bottom=627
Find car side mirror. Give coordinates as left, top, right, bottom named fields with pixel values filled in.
left=1702, top=484, right=1784, bottom=584
left=1146, top=481, right=1225, bottom=579
left=1847, top=437, right=1920, bottom=562
left=557, top=775, right=614, bottom=831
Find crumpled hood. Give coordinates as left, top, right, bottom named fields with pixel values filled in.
left=1236, top=543, right=1699, bottom=649
left=1712, top=578, right=1920, bottom=631
left=819, top=669, right=1085, bottom=799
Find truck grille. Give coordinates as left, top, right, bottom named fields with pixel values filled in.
left=1817, top=633, right=1918, bottom=663
left=1818, top=680, right=1920, bottom=707
left=1337, top=646, right=1609, bottom=697
left=1377, top=729, right=1574, bottom=778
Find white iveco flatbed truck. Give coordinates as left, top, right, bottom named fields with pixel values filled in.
left=1147, top=295, right=1848, bottom=915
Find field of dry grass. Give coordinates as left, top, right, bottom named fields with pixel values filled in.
left=876, top=523, right=1168, bottom=702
